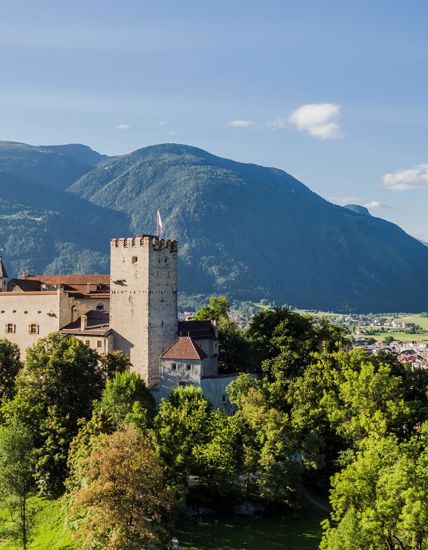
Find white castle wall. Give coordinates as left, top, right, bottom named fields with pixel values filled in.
left=0, top=290, right=63, bottom=356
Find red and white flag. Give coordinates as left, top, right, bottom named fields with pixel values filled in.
left=157, top=210, right=164, bottom=237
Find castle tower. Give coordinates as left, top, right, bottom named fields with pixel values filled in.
left=109, top=235, right=178, bottom=387
left=0, top=254, right=8, bottom=292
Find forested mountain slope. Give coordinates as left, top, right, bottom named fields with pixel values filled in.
left=69, top=143, right=428, bottom=312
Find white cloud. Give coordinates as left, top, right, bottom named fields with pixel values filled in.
left=225, top=119, right=256, bottom=128
left=382, top=163, right=428, bottom=191
left=288, top=103, right=343, bottom=139
left=116, top=123, right=131, bottom=130
left=158, top=121, right=167, bottom=126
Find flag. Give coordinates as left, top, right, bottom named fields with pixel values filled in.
left=157, top=210, right=164, bottom=237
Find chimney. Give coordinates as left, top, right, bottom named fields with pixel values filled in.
left=81, top=314, right=88, bottom=331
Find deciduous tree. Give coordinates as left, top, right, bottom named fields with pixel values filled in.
left=3, top=334, right=103, bottom=496
left=70, top=425, right=174, bottom=550
left=0, top=419, right=35, bottom=550
left=0, top=339, right=22, bottom=403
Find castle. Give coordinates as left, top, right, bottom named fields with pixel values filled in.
left=0, top=235, right=235, bottom=407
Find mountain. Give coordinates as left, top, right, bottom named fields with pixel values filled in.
left=69, top=143, right=428, bottom=312
left=0, top=141, right=97, bottom=191
left=0, top=170, right=129, bottom=276
left=40, top=144, right=109, bottom=166
left=344, top=204, right=371, bottom=216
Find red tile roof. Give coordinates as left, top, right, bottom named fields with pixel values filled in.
left=161, top=336, right=207, bottom=360
left=24, top=274, right=110, bottom=296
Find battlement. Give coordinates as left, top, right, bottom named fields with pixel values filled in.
left=111, top=235, right=178, bottom=252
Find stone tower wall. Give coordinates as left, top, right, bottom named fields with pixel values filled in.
left=110, top=235, right=178, bottom=386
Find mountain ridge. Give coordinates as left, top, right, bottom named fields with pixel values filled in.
left=0, top=140, right=427, bottom=312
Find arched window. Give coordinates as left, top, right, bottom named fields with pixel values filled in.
left=71, top=305, right=78, bottom=322
left=96, top=303, right=104, bottom=311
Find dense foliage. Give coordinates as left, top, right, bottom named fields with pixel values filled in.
left=0, top=304, right=426, bottom=549
left=2, top=334, right=103, bottom=497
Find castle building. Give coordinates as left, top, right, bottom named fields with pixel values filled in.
left=0, top=237, right=234, bottom=407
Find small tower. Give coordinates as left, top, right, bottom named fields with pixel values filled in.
left=109, top=235, right=178, bottom=387
left=0, top=253, right=8, bottom=292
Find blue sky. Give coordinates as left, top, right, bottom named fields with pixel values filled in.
left=1, top=0, right=427, bottom=239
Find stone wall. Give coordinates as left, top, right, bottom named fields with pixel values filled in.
left=0, top=290, right=62, bottom=357
left=110, top=236, right=178, bottom=386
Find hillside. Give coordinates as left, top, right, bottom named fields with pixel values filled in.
left=0, top=171, right=129, bottom=275
left=69, top=143, right=428, bottom=312
left=0, top=140, right=96, bottom=191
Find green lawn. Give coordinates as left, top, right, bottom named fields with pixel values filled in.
left=0, top=497, right=73, bottom=550
left=177, top=505, right=326, bottom=550
left=365, top=331, right=428, bottom=342
left=0, top=498, right=325, bottom=550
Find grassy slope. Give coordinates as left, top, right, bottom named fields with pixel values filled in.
left=178, top=505, right=325, bottom=550
left=0, top=498, right=73, bottom=550
left=0, top=497, right=325, bottom=550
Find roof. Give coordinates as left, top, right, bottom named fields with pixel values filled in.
left=21, top=274, right=110, bottom=296
left=0, top=257, right=8, bottom=279
left=7, top=279, right=42, bottom=292
left=160, top=336, right=208, bottom=360
left=60, top=310, right=110, bottom=336
left=177, top=320, right=216, bottom=340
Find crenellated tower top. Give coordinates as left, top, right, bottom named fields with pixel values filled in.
left=111, top=235, right=178, bottom=252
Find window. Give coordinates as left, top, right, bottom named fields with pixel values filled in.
left=96, top=303, right=104, bottom=311
left=171, top=363, right=177, bottom=371
left=186, top=364, right=191, bottom=372
left=132, top=256, right=138, bottom=264
left=85, top=340, right=91, bottom=347
left=5, top=323, right=15, bottom=334
left=97, top=340, right=102, bottom=348
left=29, top=324, right=39, bottom=334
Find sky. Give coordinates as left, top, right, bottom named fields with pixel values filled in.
left=0, top=0, right=427, bottom=239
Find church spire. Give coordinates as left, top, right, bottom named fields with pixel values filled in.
left=0, top=251, right=8, bottom=292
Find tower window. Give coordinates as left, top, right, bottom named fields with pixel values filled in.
left=29, top=324, right=39, bottom=334
left=132, top=256, right=138, bottom=264
left=5, top=323, right=15, bottom=334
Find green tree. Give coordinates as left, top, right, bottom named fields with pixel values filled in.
left=0, top=339, right=22, bottom=402
left=0, top=419, right=35, bottom=550
left=289, top=350, right=415, bottom=444
left=69, top=425, right=174, bottom=550
left=97, top=370, right=155, bottom=429
left=154, top=387, right=239, bottom=502
left=321, top=425, right=428, bottom=550
left=67, top=372, right=156, bottom=494
left=217, top=316, right=251, bottom=373
left=97, top=350, right=130, bottom=382
left=3, top=334, right=103, bottom=497
left=246, top=308, right=349, bottom=402
left=227, top=376, right=321, bottom=506
left=194, top=296, right=230, bottom=321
